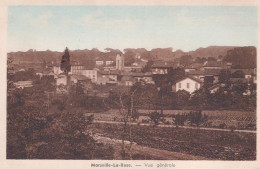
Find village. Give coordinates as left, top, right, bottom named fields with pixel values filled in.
left=7, top=47, right=257, bottom=160
left=6, top=6, right=257, bottom=162
left=10, top=47, right=257, bottom=98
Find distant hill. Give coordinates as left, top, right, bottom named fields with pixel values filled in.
left=223, top=46, right=256, bottom=69
left=189, top=46, right=237, bottom=59
left=8, top=46, right=256, bottom=69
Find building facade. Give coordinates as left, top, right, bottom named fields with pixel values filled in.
left=116, top=54, right=124, bottom=70
left=175, top=77, right=202, bottom=94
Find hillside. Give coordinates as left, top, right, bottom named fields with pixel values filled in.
left=8, top=46, right=255, bottom=69
left=189, top=46, right=237, bottom=59
left=223, top=46, right=256, bottom=69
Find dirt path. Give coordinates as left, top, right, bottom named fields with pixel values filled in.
left=94, top=120, right=256, bottom=134
left=93, top=134, right=209, bottom=160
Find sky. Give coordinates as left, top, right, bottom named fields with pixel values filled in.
left=8, top=6, right=257, bottom=52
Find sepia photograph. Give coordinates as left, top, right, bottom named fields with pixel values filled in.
left=3, top=2, right=259, bottom=167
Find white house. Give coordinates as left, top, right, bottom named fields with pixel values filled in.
left=53, top=66, right=63, bottom=75
left=96, top=61, right=104, bottom=66
left=56, top=74, right=67, bottom=86
left=13, top=81, right=33, bottom=89
left=67, top=65, right=98, bottom=82
left=105, top=61, right=114, bottom=66
left=151, top=62, right=172, bottom=74
left=174, top=77, right=203, bottom=94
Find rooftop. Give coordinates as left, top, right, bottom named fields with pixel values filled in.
left=203, top=61, right=221, bottom=67
left=71, top=74, right=90, bottom=81
left=152, top=61, right=173, bottom=68
left=176, top=76, right=203, bottom=84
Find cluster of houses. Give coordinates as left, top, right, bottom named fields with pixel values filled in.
left=176, top=61, right=256, bottom=95
left=10, top=53, right=256, bottom=96
left=53, top=54, right=153, bottom=90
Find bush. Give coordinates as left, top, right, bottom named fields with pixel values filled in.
left=172, top=113, right=188, bottom=127
left=245, top=123, right=256, bottom=130
left=164, top=121, right=171, bottom=125
left=218, top=123, right=227, bottom=129
left=148, top=111, right=164, bottom=126
left=230, top=125, right=236, bottom=132
left=142, top=119, right=149, bottom=123
left=204, top=121, right=213, bottom=128
left=188, top=110, right=208, bottom=127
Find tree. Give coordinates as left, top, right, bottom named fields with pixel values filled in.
left=180, top=55, right=193, bottom=67
left=224, top=47, right=256, bottom=69
left=175, top=90, right=191, bottom=109
left=141, top=60, right=154, bottom=72
left=232, top=70, right=245, bottom=78
left=107, top=83, right=144, bottom=159
left=231, top=80, right=247, bottom=96
left=219, top=69, right=231, bottom=84
left=212, top=87, right=232, bottom=109
left=60, top=47, right=71, bottom=74
left=7, top=86, right=111, bottom=159
left=190, top=86, right=213, bottom=110
left=172, top=113, right=188, bottom=128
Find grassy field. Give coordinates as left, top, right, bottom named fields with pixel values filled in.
left=87, top=109, right=256, bottom=130
left=90, top=123, right=256, bottom=160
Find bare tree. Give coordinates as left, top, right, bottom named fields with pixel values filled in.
left=108, top=83, right=144, bottom=159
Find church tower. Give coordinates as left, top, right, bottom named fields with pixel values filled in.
left=116, top=54, right=124, bottom=70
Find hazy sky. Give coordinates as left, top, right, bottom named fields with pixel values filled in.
left=8, top=6, right=257, bottom=52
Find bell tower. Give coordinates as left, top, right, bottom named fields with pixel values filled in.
left=116, top=54, right=124, bottom=70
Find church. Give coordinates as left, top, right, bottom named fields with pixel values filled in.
left=103, top=54, right=142, bottom=72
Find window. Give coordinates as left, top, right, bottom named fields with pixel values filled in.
left=187, top=83, right=190, bottom=88
left=179, top=83, right=181, bottom=88
left=195, top=83, right=198, bottom=89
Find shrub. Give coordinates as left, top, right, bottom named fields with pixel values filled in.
left=148, top=111, right=164, bottom=126
left=245, top=123, right=256, bottom=130
left=218, top=123, right=227, bottom=129
left=188, top=110, right=208, bottom=127
left=172, top=113, right=188, bottom=127
left=230, top=125, right=236, bottom=132
left=142, top=119, right=149, bottom=123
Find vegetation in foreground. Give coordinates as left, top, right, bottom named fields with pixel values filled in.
left=91, top=123, right=256, bottom=160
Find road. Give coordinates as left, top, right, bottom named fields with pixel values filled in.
left=93, top=120, right=256, bottom=134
